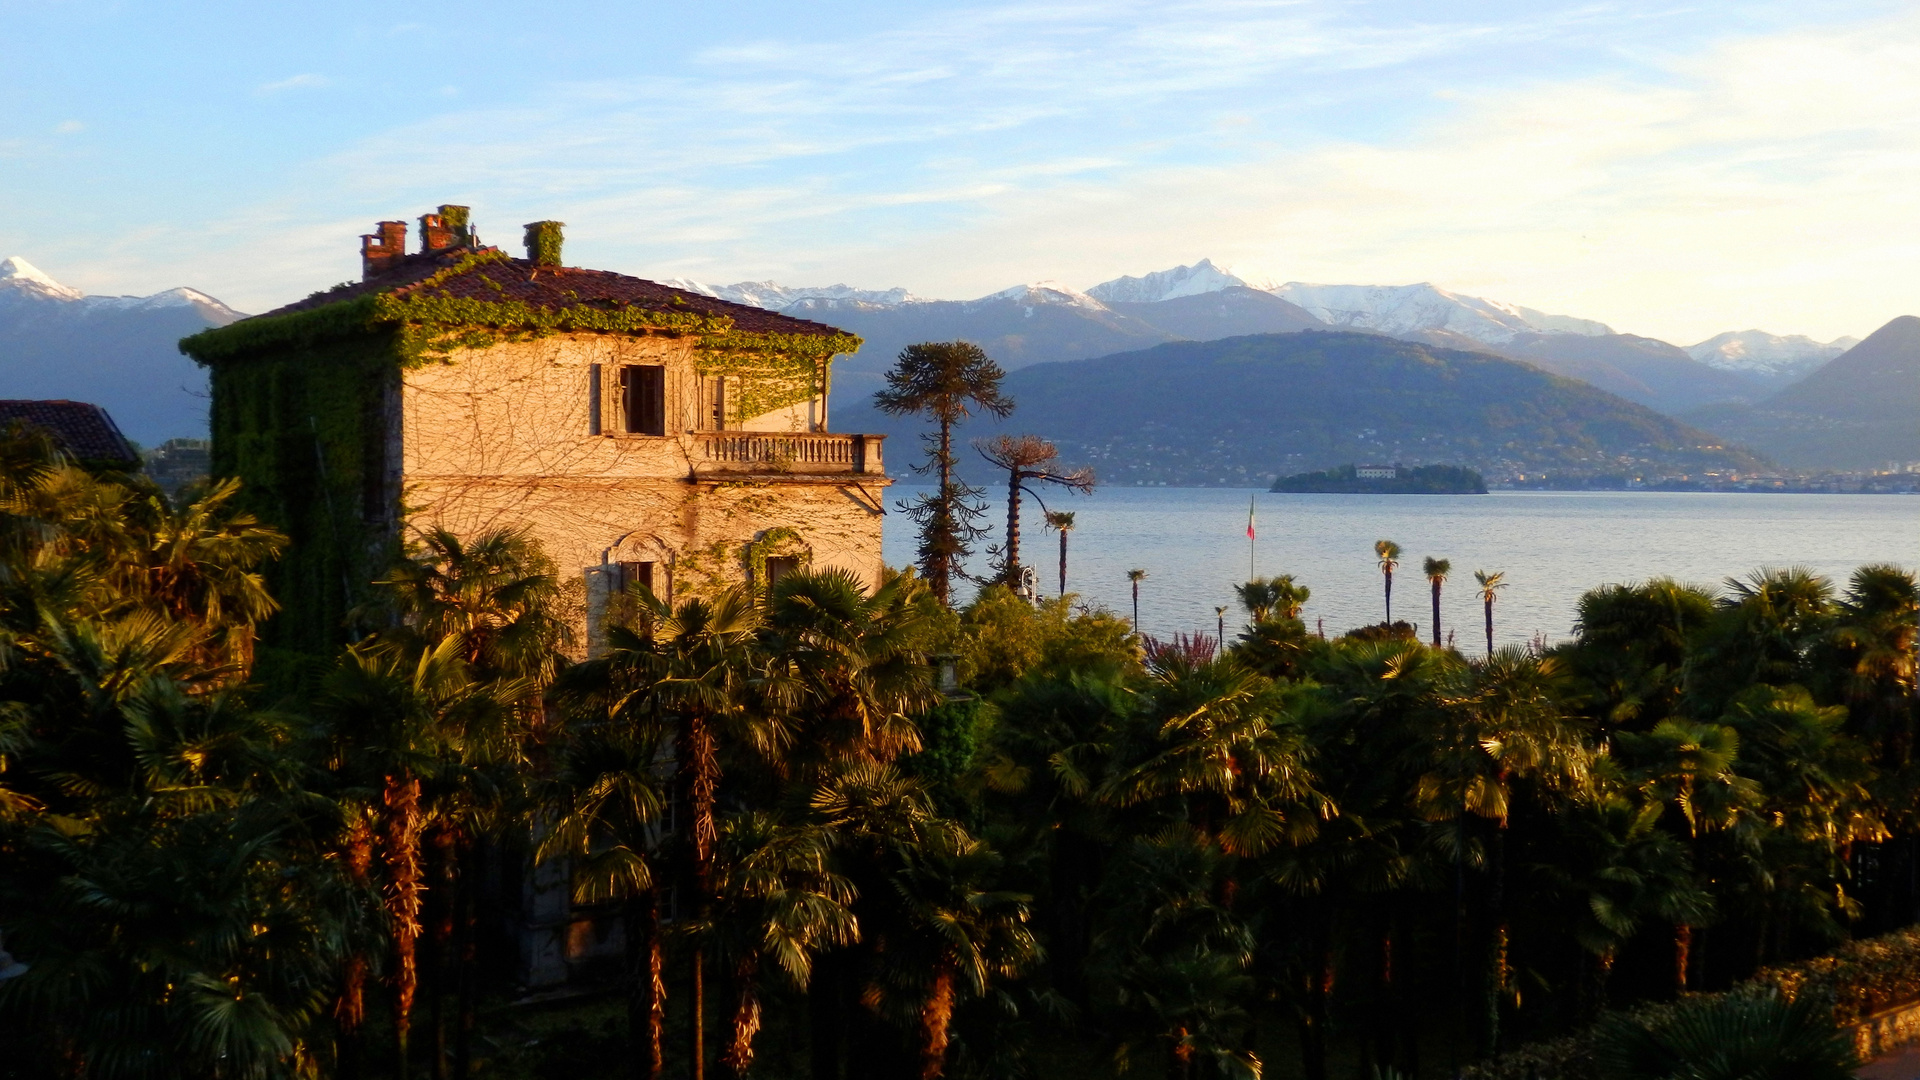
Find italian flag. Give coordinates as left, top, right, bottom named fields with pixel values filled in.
left=1247, top=496, right=1256, bottom=540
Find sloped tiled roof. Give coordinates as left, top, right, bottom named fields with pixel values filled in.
left=0, top=400, right=138, bottom=465
left=255, top=247, right=849, bottom=338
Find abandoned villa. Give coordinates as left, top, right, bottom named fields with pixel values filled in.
left=183, top=205, right=888, bottom=659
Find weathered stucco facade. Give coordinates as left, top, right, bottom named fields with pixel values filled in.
left=184, top=206, right=886, bottom=658
left=402, top=330, right=889, bottom=648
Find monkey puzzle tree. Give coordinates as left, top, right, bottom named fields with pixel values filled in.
left=873, top=342, right=1014, bottom=606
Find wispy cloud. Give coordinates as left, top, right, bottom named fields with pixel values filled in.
left=44, top=0, right=1914, bottom=343
left=258, top=73, right=329, bottom=94
left=53, top=120, right=84, bottom=134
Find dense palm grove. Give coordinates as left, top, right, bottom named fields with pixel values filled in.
left=0, top=416, right=1915, bottom=1080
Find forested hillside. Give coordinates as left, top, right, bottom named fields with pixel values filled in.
left=842, top=331, right=1766, bottom=487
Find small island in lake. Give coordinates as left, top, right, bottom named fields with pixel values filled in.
left=1271, top=463, right=1488, bottom=494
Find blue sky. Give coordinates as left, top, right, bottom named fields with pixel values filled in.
left=2, top=0, right=1913, bottom=342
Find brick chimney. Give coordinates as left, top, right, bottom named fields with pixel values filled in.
left=419, top=211, right=459, bottom=253
left=360, top=221, right=407, bottom=279
left=523, top=221, right=565, bottom=267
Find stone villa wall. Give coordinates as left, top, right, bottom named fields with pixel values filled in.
left=400, top=331, right=886, bottom=626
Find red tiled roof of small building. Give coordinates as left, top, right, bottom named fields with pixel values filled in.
left=0, top=400, right=139, bottom=465
left=254, top=248, right=848, bottom=339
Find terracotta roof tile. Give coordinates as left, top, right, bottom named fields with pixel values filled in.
left=0, top=400, right=138, bottom=465
left=255, top=248, right=850, bottom=339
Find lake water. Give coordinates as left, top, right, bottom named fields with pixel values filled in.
left=881, top=487, right=1919, bottom=650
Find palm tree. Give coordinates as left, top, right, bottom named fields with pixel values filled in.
left=589, top=586, right=768, bottom=1080
left=1424, top=558, right=1451, bottom=647
left=1045, top=511, right=1076, bottom=597
left=537, top=690, right=673, bottom=1079
left=1474, top=570, right=1506, bottom=656
left=1128, top=569, right=1148, bottom=633
left=318, top=637, right=527, bottom=1080
left=873, top=342, right=1014, bottom=605
left=759, top=566, right=941, bottom=775
left=1594, top=990, right=1856, bottom=1080
left=710, top=813, right=858, bottom=1080
left=1375, top=541, right=1403, bottom=624
left=891, top=840, right=1041, bottom=1080
left=1416, top=646, right=1591, bottom=1054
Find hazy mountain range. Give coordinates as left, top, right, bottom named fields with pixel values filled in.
left=0, top=257, right=241, bottom=445
left=1, top=254, right=1907, bottom=480
left=683, top=259, right=1861, bottom=417
left=957, top=331, right=1767, bottom=487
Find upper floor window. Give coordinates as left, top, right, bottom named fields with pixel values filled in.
left=620, top=365, right=666, bottom=436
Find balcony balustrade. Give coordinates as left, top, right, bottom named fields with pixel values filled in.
left=696, top=431, right=885, bottom=476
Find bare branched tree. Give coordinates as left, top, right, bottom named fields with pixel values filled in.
left=974, top=434, right=1094, bottom=589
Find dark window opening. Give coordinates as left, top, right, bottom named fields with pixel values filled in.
left=588, top=364, right=603, bottom=435
left=617, top=560, right=654, bottom=597
left=764, top=556, right=799, bottom=590
left=620, top=365, right=666, bottom=436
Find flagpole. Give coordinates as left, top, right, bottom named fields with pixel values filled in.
left=1248, top=495, right=1256, bottom=580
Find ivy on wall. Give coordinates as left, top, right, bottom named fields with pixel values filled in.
left=204, top=331, right=402, bottom=654
left=180, top=249, right=860, bottom=419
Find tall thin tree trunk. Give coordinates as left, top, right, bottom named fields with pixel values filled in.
left=1432, top=580, right=1443, bottom=646
left=810, top=949, right=845, bottom=1080
left=933, top=417, right=955, bottom=604
left=1484, top=818, right=1509, bottom=1058
left=1484, top=599, right=1495, bottom=655
left=627, top=888, right=666, bottom=1080
left=454, top=848, right=477, bottom=1080
left=384, top=774, right=426, bottom=1080
left=721, top=955, right=762, bottom=1079
left=431, top=826, right=458, bottom=1080
left=682, top=711, right=718, bottom=1080
left=1384, top=569, right=1393, bottom=623
left=1058, top=530, right=1068, bottom=597
left=918, top=961, right=956, bottom=1080
left=1674, top=924, right=1692, bottom=996
left=1005, top=469, right=1022, bottom=582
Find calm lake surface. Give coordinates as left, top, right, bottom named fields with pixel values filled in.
left=881, top=487, right=1919, bottom=650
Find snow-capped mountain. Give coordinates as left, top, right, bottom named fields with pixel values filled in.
left=1270, top=282, right=1611, bottom=345
left=0, top=257, right=243, bottom=444
left=1685, top=330, right=1859, bottom=380
left=1, top=256, right=241, bottom=323
left=1085, top=259, right=1273, bottom=304
left=1, top=256, right=86, bottom=301
left=660, top=278, right=920, bottom=310
left=972, top=281, right=1108, bottom=312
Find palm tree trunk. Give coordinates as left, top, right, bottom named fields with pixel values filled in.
left=1484, top=598, right=1495, bottom=655
left=454, top=853, right=477, bottom=1080
left=1484, top=819, right=1509, bottom=1058
left=918, top=960, right=956, bottom=1080
left=1674, top=924, right=1692, bottom=996
left=721, top=955, right=762, bottom=1079
left=1431, top=580, right=1443, bottom=646
left=682, top=711, right=718, bottom=1080
left=1058, top=530, right=1068, bottom=597
left=1131, top=582, right=1140, bottom=631
left=431, top=826, right=458, bottom=1080
left=1383, top=569, right=1393, bottom=623
left=384, top=774, right=426, bottom=1080
left=627, top=888, right=667, bottom=1080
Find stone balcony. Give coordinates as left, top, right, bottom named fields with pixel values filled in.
left=695, top=431, right=886, bottom=478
